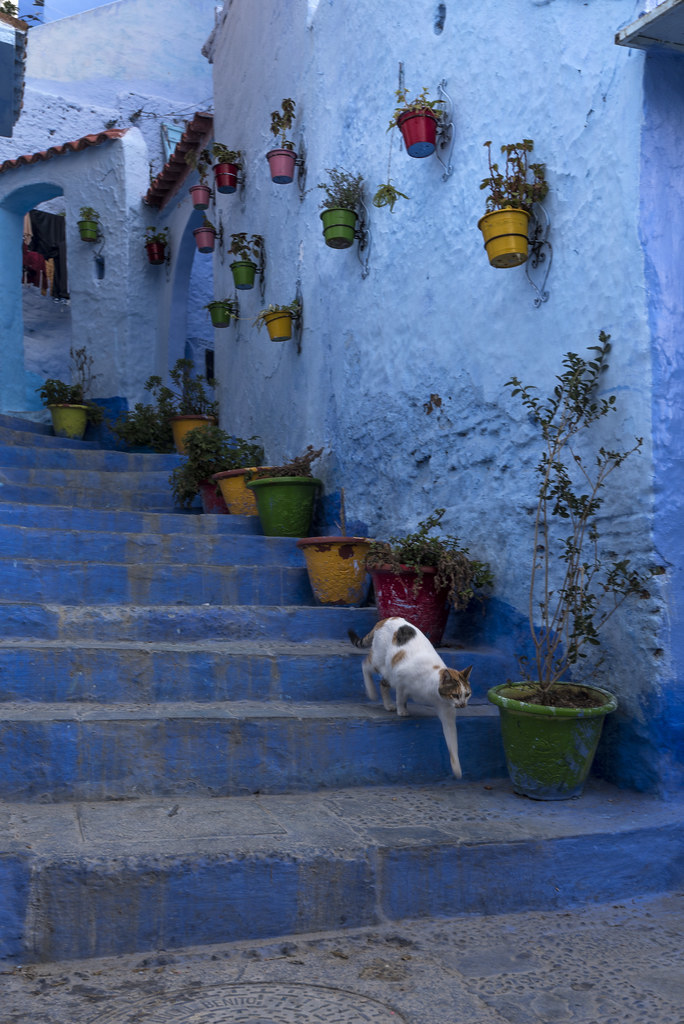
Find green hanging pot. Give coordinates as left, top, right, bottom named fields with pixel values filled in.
left=245, top=476, right=322, bottom=537
left=78, top=219, right=98, bottom=242
left=230, top=260, right=257, bottom=290
left=487, top=682, right=618, bottom=801
left=320, top=208, right=357, bottom=249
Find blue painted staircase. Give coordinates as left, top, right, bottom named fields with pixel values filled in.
left=1, top=414, right=682, bottom=964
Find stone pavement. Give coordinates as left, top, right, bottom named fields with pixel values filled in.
left=2, top=890, right=683, bottom=1024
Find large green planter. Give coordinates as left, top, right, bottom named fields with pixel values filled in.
left=320, top=208, right=357, bottom=249
left=246, top=476, right=322, bottom=537
left=487, top=682, right=618, bottom=801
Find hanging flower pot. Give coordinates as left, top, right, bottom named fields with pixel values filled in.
left=169, top=414, right=217, bottom=455
left=266, top=148, right=297, bottom=184
left=246, top=476, right=322, bottom=537
left=212, top=467, right=270, bottom=515
left=206, top=300, right=235, bottom=328
left=78, top=218, right=99, bottom=242
left=230, top=260, right=257, bottom=291
left=213, top=162, right=239, bottom=194
left=145, top=241, right=166, bottom=265
left=320, top=208, right=358, bottom=250
left=396, top=109, right=438, bottom=158
left=193, top=223, right=217, bottom=254
left=263, top=310, right=293, bottom=342
left=478, top=207, right=531, bottom=268
left=487, top=683, right=618, bottom=800
left=296, top=536, right=372, bottom=606
left=198, top=479, right=229, bottom=514
left=370, top=565, right=451, bottom=646
left=189, top=183, right=212, bottom=210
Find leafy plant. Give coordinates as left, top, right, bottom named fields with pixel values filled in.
left=36, top=379, right=84, bottom=406
left=388, top=86, right=443, bottom=131
left=36, top=346, right=103, bottom=424
left=506, top=331, right=656, bottom=703
left=78, top=206, right=100, bottom=222
left=211, top=143, right=241, bottom=165
left=366, top=508, right=493, bottom=609
left=269, top=97, right=296, bottom=149
left=184, top=147, right=212, bottom=185
left=372, top=181, right=410, bottom=213
left=250, top=445, right=323, bottom=480
left=170, top=425, right=264, bottom=507
left=480, top=139, right=548, bottom=213
left=254, top=300, right=301, bottom=332
left=112, top=401, right=175, bottom=452
left=229, top=232, right=263, bottom=263
left=317, top=168, right=364, bottom=212
left=144, top=226, right=168, bottom=246
left=199, top=215, right=216, bottom=233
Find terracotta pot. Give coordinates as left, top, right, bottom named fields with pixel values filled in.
left=266, top=148, right=297, bottom=184
left=193, top=225, right=216, bottom=253
left=189, top=184, right=212, bottom=210
left=213, top=162, right=239, bottom=194
left=169, top=415, right=216, bottom=454
left=145, top=242, right=165, bottom=265
left=198, top=480, right=229, bottom=514
left=296, top=536, right=372, bottom=606
left=397, top=109, right=439, bottom=158
left=370, top=565, right=450, bottom=645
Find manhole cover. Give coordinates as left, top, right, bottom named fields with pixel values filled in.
left=96, top=982, right=406, bottom=1024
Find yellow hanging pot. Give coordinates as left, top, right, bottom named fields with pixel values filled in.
left=478, top=207, right=530, bottom=268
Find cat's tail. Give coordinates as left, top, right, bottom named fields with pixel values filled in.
left=348, top=628, right=373, bottom=648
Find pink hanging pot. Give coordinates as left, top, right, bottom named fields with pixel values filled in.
left=266, top=148, right=297, bottom=184
left=193, top=225, right=216, bottom=253
left=189, top=183, right=212, bottom=210
left=213, top=162, right=239, bottom=194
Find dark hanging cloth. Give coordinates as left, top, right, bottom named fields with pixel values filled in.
left=28, top=210, right=69, bottom=299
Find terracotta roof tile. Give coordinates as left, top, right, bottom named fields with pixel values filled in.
left=144, top=111, right=213, bottom=209
left=0, top=129, right=128, bottom=175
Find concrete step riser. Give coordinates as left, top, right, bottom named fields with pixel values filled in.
left=0, top=503, right=263, bottom=534
left=0, top=604, right=380, bottom=641
left=1, top=562, right=313, bottom=605
left=0, top=647, right=505, bottom=703
left=0, top=466, right=176, bottom=490
left=0, top=483, right=177, bottom=510
left=0, top=443, right=180, bottom=471
left=0, top=712, right=506, bottom=802
left=0, top=527, right=305, bottom=566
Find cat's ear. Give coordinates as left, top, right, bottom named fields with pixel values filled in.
left=461, top=665, right=473, bottom=681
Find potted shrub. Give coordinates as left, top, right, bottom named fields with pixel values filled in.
left=185, top=147, right=213, bottom=210
left=112, top=400, right=175, bottom=453
left=266, top=97, right=297, bottom=183
left=389, top=86, right=444, bottom=158
left=137, top=357, right=218, bottom=454
left=487, top=333, right=656, bottom=800
left=170, top=425, right=264, bottom=513
left=365, top=508, right=493, bottom=646
left=478, top=139, right=548, bottom=268
left=318, top=168, right=364, bottom=250
left=144, top=226, right=168, bottom=265
left=35, top=346, right=104, bottom=440
left=246, top=446, right=324, bottom=537
left=193, top=215, right=217, bottom=254
left=229, top=232, right=263, bottom=290
left=296, top=489, right=372, bottom=606
left=205, top=298, right=237, bottom=329
left=211, top=143, right=242, bottom=194
left=77, top=206, right=100, bottom=242
left=254, top=300, right=301, bottom=342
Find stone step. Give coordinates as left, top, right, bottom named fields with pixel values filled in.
left=0, top=700, right=505, bottom=802
left=0, top=501, right=262, bottom=534
left=2, top=779, right=682, bottom=962
left=0, top=465, right=175, bottom=490
left=0, top=422, right=101, bottom=450
left=0, top=558, right=314, bottom=605
left=0, top=480, right=177, bottom=510
left=0, top=524, right=302, bottom=565
left=0, top=441, right=181, bottom=471
left=0, top=638, right=505, bottom=703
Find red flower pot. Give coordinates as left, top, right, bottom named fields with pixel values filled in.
left=397, top=109, right=439, bottom=158
left=213, top=162, right=239, bottom=194
left=145, top=242, right=166, bottom=265
left=198, top=480, right=229, bottom=514
left=370, top=565, right=450, bottom=645
left=189, top=183, right=212, bottom=210
left=193, top=226, right=216, bottom=253
left=266, top=148, right=297, bottom=184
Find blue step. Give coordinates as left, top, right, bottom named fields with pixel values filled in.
left=0, top=442, right=181, bottom=471
left=0, top=502, right=263, bottom=534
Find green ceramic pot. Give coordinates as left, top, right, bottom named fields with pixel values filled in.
left=230, top=260, right=257, bottom=290
left=320, top=208, right=357, bottom=249
left=246, top=476, right=322, bottom=537
left=487, top=682, right=618, bottom=801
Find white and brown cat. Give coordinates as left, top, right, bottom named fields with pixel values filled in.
left=348, top=617, right=473, bottom=779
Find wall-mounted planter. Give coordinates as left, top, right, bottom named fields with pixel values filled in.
left=296, top=536, right=372, bottom=606
left=193, top=225, right=216, bottom=254
left=230, top=260, right=257, bottom=290
left=145, top=242, right=166, bottom=265
left=189, top=184, right=212, bottom=210
left=213, top=162, right=239, bottom=194
left=169, top=414, right=217, bottom=455
left=78, top=218, right=99, bottom=242
left=48, top=404, right=89, bottom=440
left=206, top=300, right=234, bottom=328
left=266, top=148, right=297, bottom=184
left=320, top=208, right=358, bottom=250
left=262, top=310, right=294, bottom=342
left=478, top=207, right=531, bottom=268
left=397, top=109, right=438, bottom=158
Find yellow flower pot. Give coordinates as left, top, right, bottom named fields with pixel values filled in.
left=263, top=311, right=293, bottom=342
left=48, top=404, right=88, bottom=440
left=296, top=536, right=372, bottom=606
left=478, top=207, right=530, bottom=268
left=169, top=415, right=216, bottom=454
left=212, top=468, right=272, bottom=516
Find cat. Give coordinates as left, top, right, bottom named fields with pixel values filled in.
left=348, top=617, right=473, bottom=779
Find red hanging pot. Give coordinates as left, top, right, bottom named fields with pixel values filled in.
left=266, top=148, right=297, bottom=184
left=189, top=183, right=212, bottom=210
left=145, top=242, right=165, bottom=266
left=213, top=162, right=239, bottom=194
left=193, top=225, right=216, bottom=253
left=370, top=565, right=450, bottom=645
left=397, top=109, right=439, bottom=158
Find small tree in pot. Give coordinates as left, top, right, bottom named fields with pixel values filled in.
left=170, top=425, right=264, bottom=512
left=266, top=98, right=297, bottom=183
